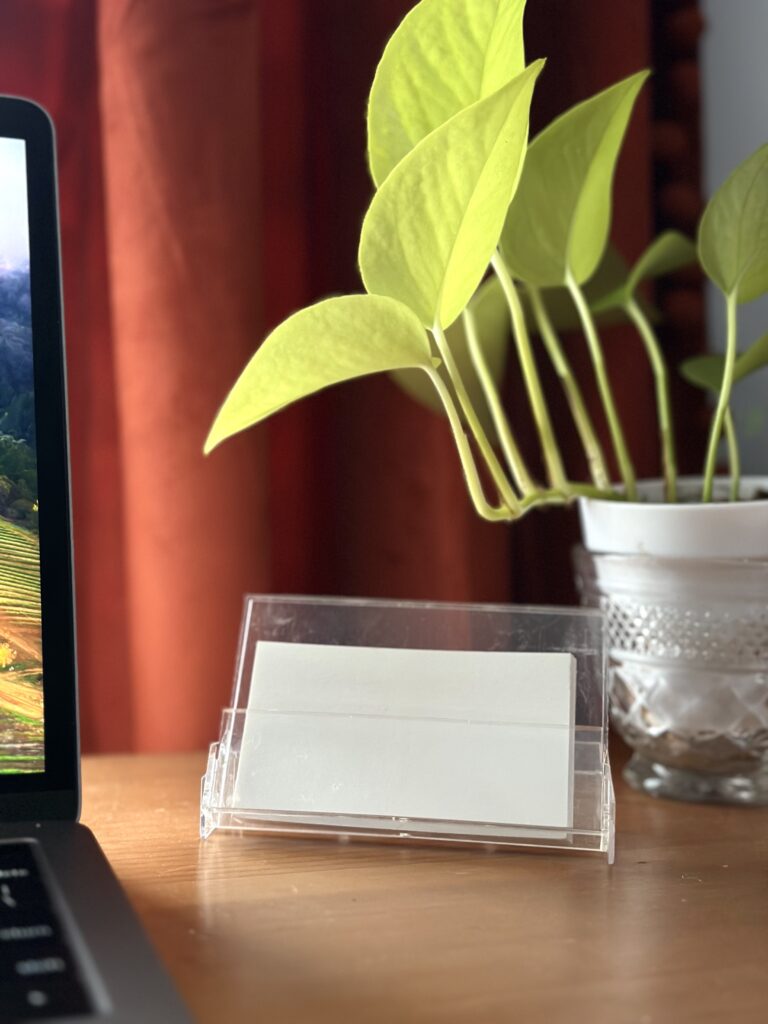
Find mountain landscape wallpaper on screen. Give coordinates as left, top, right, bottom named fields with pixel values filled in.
left=0, top=137, right=43, bottom=774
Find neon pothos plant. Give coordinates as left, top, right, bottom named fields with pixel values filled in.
left=205, top=0, right=768, bottom=518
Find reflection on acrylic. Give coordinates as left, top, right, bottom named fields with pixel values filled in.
left=0, top=137, right=43, bottom=773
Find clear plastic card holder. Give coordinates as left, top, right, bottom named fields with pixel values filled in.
left=201, top=596, right=615, bottom=862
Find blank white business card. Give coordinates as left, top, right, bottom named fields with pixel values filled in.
left=234, top=642, right=576, bottom=830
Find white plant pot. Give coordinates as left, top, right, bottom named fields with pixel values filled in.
left=579, top=476, right=768, bottom=559
left=574, top=477, right=768, bottom=805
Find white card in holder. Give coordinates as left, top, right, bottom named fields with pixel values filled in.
left=235, top=642, right=576, bottom=829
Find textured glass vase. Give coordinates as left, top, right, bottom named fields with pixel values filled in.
left=574, top=548, right=768, bottom=804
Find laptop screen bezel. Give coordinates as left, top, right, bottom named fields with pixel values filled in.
left=0, top=97, right=79, bottom=820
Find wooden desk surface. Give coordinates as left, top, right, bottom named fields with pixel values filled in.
left=81, top=752, right=768, bottom=1024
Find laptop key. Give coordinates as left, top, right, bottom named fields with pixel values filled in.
left=0, top=941, right=72, bottom=981
left=0, top=922, right=58, bottom=943
left=0, top=977, right=91, bottom=1020
left=0, top=879, right=53, bottom=914
left=0, top=844, right=39, bottom=874
left=0, top=846, right=53, bottom=915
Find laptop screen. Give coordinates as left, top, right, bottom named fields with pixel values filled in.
left=0, top=136, right=44, bottom=776
left=0, top=99, right=78, bottom=815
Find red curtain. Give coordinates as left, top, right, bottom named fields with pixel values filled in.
left=0, top=1, right=663, bottom=752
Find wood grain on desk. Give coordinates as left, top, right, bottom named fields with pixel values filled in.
left=81, top=752, right=768, bottom=1024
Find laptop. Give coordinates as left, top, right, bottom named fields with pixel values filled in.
left=0, top=98, right=190, bottom=1021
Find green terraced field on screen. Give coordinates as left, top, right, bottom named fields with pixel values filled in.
left=0, top=515, right=43, bottom=773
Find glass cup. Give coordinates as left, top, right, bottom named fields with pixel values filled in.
left=574, top=546, right=768, bottom=804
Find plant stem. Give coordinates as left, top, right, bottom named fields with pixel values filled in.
left=525, top=284, right=611, bottom=491
left=491, top=253, right=569, bottom=493
left=461, top=307, right=537, bottom=497
left=566, top=271, right=638, bottom=500
left=724, top=408, right=741, bottom=502
left=567, top=482, right=626, bottom=501
left=431, top=322, right=521, bottom=513
left=520, top=489, right=567, bottom=510
left=626, top=297, right=678, bottom=503
left=518, top=483, right=625, bottom=512
left=425, top=366, right=518, bottom=521
left=702, top=292, right=738, bottom=503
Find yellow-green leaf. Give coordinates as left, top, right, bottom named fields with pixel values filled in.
left=501, top=70, right=649, bottom=287
left=367, top=0, right=527, bottom=186
left=204, top=295, right=434, bottom=453
left=628, top=231, right=697, bottom=293
left=699, top=143, right=768, bottom=303
left=736, top=331, right=768, bottom=379
left=680, top=331, right=768, bottom=392
left=391, top=275, right=509, bottom=439
left=592, top=230, right=697, bottom=313
left=360, top=61, right=543, bottom=330
left=680, top=354, right=724, bottom=392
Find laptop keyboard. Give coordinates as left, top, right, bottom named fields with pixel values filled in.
left=0, top=841, right=92, bottom=1020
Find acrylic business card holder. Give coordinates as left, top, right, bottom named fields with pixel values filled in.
left=201, top=596, right=614, bottom=862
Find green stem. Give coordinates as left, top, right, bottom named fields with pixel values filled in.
left=566, top=271, right=638, bottom=500
left=462, top=307, right=537, bottom=497
left=702, top=292, right=738, bottom=503
left=567, top=482, right=627, bottom=501
left=519, top=483, right=625, bottom=512
left=626, top=297, right=678, bottom=503
left=431, top=322, right=521, bottom=513
left=526, top=284, right=611, bottom=491
left=492, top=253, right=569, bottom=493
left=520, top=489, right=567, bottom=510
left=425, top=366, right=517, bottom=521
left=724, top=408, right=741, bottom=503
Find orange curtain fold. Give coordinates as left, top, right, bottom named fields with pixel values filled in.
left=97, top=0, right=269, bottom=750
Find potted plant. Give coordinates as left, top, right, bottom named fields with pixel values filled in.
left=205, top=0, right=768, bottom=804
